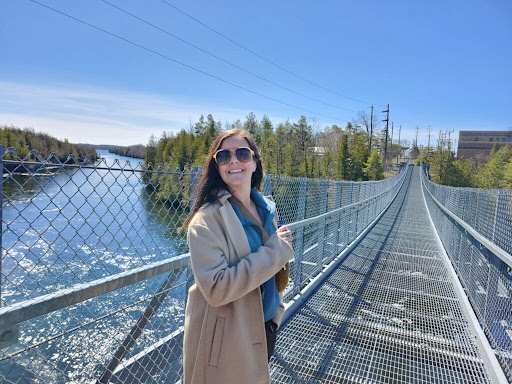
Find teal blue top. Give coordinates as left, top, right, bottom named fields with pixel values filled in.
left=231, top=189, right=280, bottom=322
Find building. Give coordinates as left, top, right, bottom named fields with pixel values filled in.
left=457, top=130, right=512, bottom=160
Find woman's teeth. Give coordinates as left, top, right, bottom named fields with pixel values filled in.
left=229, top=169, right=243, bottom=173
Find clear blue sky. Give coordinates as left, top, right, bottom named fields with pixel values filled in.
left=1, top=0, right=511, bottom=147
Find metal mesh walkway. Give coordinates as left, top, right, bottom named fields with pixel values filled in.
left=270, top=167, right=494, bottom=383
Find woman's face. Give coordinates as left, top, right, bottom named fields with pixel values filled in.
left=217, top=135, right=257, bottom=192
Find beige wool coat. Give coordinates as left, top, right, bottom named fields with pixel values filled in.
left=183, top=190, right=293, bottom=384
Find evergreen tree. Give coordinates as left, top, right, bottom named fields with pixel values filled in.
left=260, top=115, right=276, bottom=174
left=244, top=112, right=261, bottom=144
left=503, top=158, right=512, bottom=188
left=292, top=116, right=313, bottom=177
left=364, top=150, right=384, bottom=180
left=231, top=119, right=243, bottom=130
left=430, top=147, right=474, bottom=187
left=336, top=134, right=349, bottom=180
left=454, top=157, right=475, bottom=187
left=194, top=115, right=206, bottom=135
left=409, top=143, right=420, bottom=159
left=144, top=134, right=157, bottom=167
left=274, top=122, right=289, bottom=174
left=489, top=142, right=500, bottom=158
left=350, top=132, right=370, bottom=181
left=321, top=149, right=335, bottom=179
left=476, top=145, right=512, bottom=188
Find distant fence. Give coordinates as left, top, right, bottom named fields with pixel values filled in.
left=421, top=162, right=512, bottom=381
left=0, top=146, right=407, bottom=384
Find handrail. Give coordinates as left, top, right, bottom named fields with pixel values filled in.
left=0, top=166, right=408, bottom=330
left=286, top=176, right=403, bottom=231
left=0, top=254, right=190, bottom=329
left=420, top=164, right=512, bottom=269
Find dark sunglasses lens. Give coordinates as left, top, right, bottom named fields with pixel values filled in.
left=236, top=148, right=252, bottom=162
left=216, top=150, right=231, bottom=165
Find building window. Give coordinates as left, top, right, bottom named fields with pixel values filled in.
left=503, top=138, right=506, bottom=142
left=490, top=138, right=494, bottom=142
left=474, top=138, right=479, bottom=141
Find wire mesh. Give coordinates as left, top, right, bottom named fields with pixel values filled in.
left=0, top=147, right=406, bottom=383
left=422, top=163, right=512, bottom=382
left=271, top=167, right=494, bottom=383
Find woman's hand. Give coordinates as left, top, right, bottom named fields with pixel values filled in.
left=276, top=225, right=293, bottom=246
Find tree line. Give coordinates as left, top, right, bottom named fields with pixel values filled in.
left=418, top=142, right=512, bottom=189
left=109, top=144, right=145, bottom=159
left=0, top=125, right=98, bottom=163
left=145, top=113, right=394, bottom=181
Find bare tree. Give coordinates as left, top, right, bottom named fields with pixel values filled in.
left=356, top=110, right=381, bottom=149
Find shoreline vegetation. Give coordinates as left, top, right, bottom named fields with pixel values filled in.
left=108, top=144, right=145, bottom=159
left=414, top=141, right=512, bottom=189
left=1, top=125, right=98, bottom=164
left=143, top=113, right=396, bottom=206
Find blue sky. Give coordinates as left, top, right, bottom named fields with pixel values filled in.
left=1, top=0, right=511, bottom=146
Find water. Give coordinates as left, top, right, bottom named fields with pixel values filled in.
left=1, top=150, right=189, bottom=383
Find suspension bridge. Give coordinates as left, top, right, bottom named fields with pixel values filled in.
left=0, top=148, right=510, bottom=383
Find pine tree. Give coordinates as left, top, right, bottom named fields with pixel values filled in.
left=409, top=143, right=420, bottom=160
left=260, top=115, right=275, bottom=174
left=503, top=159, right=512, bottom=188
left=364, top=150, right=384, bottom=180
left=489, top=142, right=500, bottom=159
left=274, top=122, right=289, bottom=174
left=292, top=116, right=313, bottom=177
left=477, top=145, right=512, bottom=188
left=244, top=112, right=261, bottom=144
left=336, top=134, right=349, bottom=180
left=350, top=132, right=370, bottom=181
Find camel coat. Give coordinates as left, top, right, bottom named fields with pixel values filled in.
left=183, top=190, right=293, bottom=384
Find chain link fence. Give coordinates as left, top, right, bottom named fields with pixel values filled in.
left=0, top=147, right=407, bottom=383
left=421, top=163, right=512, bottom=382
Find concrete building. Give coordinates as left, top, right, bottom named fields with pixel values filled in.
left=457, top=130, right=512, bottom=160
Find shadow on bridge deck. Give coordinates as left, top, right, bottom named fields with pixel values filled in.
left=270, top=167, right=493, bottom=383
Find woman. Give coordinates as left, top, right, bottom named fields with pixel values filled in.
left=182, top=129, right=293, bottom=384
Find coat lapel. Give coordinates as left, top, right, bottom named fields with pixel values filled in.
left=217, top=191, right=252, bottom=262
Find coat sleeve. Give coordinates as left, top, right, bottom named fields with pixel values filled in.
left=187, top=222, right=293, bottom=308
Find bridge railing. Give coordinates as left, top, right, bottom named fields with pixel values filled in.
left=421, top=162, right=512, bottom=381
left=0, top=146, right=407, bottom=384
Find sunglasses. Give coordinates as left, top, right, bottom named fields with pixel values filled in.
left=213, top=147, right=255, bottom=166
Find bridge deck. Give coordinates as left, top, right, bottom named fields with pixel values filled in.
left=270, top=167, right=493, bottom=383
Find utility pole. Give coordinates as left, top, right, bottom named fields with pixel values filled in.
left=415, top=126, right=419, bottom=147
left=369, top=105, right=374, bottom=151
left=427, top=126, right=431, bottom=162
left=390, top=122, right=394, bottom=161
left=397, top=125, right=401, bottom=164
left=382, top=104, right=390, bottom=161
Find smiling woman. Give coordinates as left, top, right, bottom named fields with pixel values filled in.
left=181, top=129, right=293, bottom=384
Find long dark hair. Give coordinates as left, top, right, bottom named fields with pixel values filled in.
left=181, top=129, right=263, bottom=230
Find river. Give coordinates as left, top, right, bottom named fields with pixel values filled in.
left=1, top=150, right=189, bottom=383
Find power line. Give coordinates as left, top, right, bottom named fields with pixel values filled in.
left=158, top=0, right=384, bottom=107
left=99, top=0, right=355, bottom=113
left=27, top=0, right=348, bottom=123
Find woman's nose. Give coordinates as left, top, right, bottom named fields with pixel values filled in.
left=228, top=152, right=239, bottom=163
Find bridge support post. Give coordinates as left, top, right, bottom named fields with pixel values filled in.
left=292, top=178, right=307, bottom=296
left=0, top=144, right=19, bottom=349
left=334, top=182, right=342, bottom=255
left=317, top=181, right=328, bottom=269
